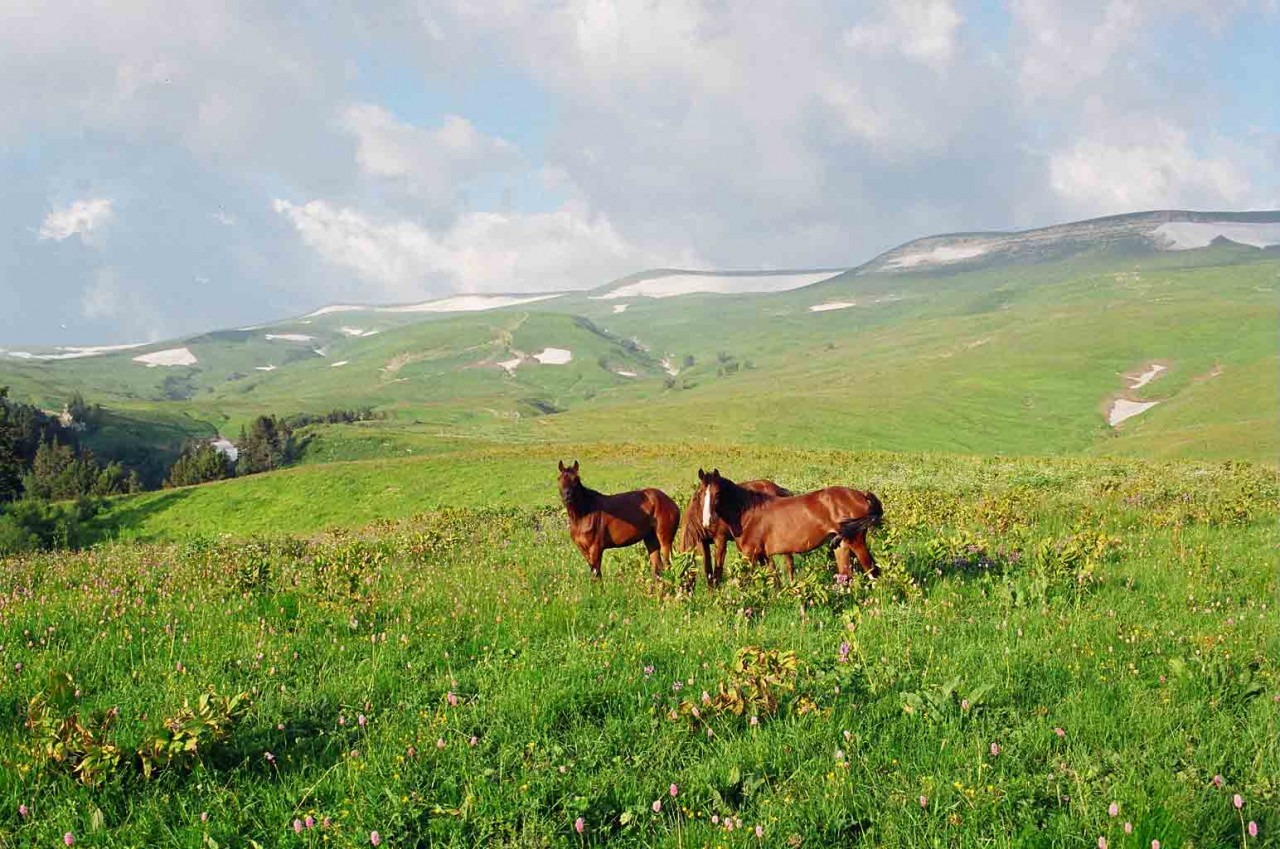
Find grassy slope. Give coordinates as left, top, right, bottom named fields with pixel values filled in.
left=2, top=245, right=1276, bottom=463
left=3, top=450, right=1276, bottom=847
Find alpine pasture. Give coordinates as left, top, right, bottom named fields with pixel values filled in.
left=2, top=213, right=1278, bottom=847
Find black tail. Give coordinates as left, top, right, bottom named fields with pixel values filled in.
left=835, top=491, right=884, bottom=541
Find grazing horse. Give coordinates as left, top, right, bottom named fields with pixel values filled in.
left=699, top=468, right=883, bottom=578
left=679, top=478, right=792, bottom=587
left=557, top=460, right=680, bottom=579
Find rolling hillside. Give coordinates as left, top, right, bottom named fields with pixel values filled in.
left=2, top=210, right=1276, bottom=461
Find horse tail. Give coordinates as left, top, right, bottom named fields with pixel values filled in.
left=835, top=491, right=884, bottom=541
left=677, top=488, right=709, bottom=552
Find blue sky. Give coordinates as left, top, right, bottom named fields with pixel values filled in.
left=1, top=0, right=1277, bottom=345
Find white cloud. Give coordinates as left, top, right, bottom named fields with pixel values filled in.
left=273, top=198, right=669, bottom=298
left=38, top=198, right=114, bottom=243
left=78, top=267, right=166, bottom=340
left=340, top=104, right=518, bottom=208
left=845, top=0, right=963, bottom=72
left=1048, top=122, right=1253, bottom=214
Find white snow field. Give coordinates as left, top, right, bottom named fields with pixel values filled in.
left=133, top=347, right=198, bottom=367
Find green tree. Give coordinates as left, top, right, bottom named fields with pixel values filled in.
left=236, top=416, right=295, bottom=476
left=165, top=442, right=232, bottom=488
left=0, top=387, right=24, bottom=502
left=23, top=441, right=105, bottom=501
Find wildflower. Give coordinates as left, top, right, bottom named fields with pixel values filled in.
left=1097, top=837, right=1107, bottom=849
left=64, top=833, right=74, bottom=846
left=701, top=690, right=711, bottom=705
left=961, top=698, right=970, bottom=711
left=712, top=815, right=720, bottom=824
left=1249, top=822, right=1258, bottom=838
left=358, top=713, right=367, bottom=727
left=838, top=642, right=851, bottom=662
left=990, top=742, right=1000, bottom=757
left=750, top=715, right=759, bottom=726
left=370, top=831, right=381, bottom=846
left=265, top=751, right=276, bottom=764
left=644, top=665, right=654, bottom=677
left=447, top=691, right=458, bottom=706
left=469, top=736, right=478, bottom=747
left=670, top=784, right=679, bottom=797
left=672, top=681, right=682, bottom=691
left=755, top=825, right=764, bottom=838
left=323, top=817, right=332, bottom=829
left=1151, top=841, right=1160, bottom=849
left=19, top=804, right=29, bottom=818
left=437, top=737, right=446, bottom=749
left=294, top=819, right=303, bottom=833
left=1054, top=727, right=1066, bottom=738
left=1234, top=794, right=1244, bottom=810
left=305, top=816, right=315, bottom=829
left=339, top=715, right=346, bottom=726
left=574, top=817, right=585, bottom=834
left=919, top=795, right=928, bottom=808
left=1213, top=774, right=1224, bottom=788
left=1124, top=822, right=1133, bottom=834
left=1109, top=802, right=1119, bottom=817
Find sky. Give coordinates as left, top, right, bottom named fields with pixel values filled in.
left=1, top=0, right=1277, bottom=345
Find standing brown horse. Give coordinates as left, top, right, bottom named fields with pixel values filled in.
left=679, top=478, right=792, bottom=587
left=699, top=468, right=883, bottom=578
left=558, top=460, right=680, bottom=579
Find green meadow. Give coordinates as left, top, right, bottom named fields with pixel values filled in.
left=2, top=445, right=1277, bottom=847
left=2, top=223, right=1278, bottom=846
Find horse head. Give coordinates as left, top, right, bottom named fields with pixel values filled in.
left=696, top=467, right=725, bottom=526
left=557, top=459, right=581, bottom=504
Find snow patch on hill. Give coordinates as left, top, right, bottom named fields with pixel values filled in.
left=266, top=333, right=315, bottom=342
left=133, top=347, right=198, bottom=367
left=598, top=271, right=842, bottom=299
left=883, top=243, right=991, bottom=269
left=809, top=301, right=856, bottom=312
left=1108, top=399, right=1159, bottom=426
left=532, top=347, right=573, bottom=365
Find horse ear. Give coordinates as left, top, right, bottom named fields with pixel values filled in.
left=558, top=460, right=566, bottom=472
left=712, top=468, right=720, bottom=478
left=571, top=460, right=579, bottom=472
left=697, top=467, right=706, bottom=481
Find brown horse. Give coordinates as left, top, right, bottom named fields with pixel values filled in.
left=679, top=478, right=792, bottom=587
left=558, top=460, right=680, bottom=579
left=699, top=468, right=883, bottom=578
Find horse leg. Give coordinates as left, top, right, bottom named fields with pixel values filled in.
left=834, top=543, right=854, bottom=579
left=700, top=538, right=714, bottom=588
left=588, top=544, right=604, bottom=579
left=766, top=556, right=781, bottom=589
left=849, top=530, right=880, bottom=578
left=644, top=534, right=663, bottom=579
left=782, top=554, right=795, bottom=582
left=713, top=535, right=728, bottom=588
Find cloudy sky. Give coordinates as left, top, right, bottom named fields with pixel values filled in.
left=2, top=0, right=1277, bottom=344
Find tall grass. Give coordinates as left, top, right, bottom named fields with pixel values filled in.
left=2, top=453, right=1276, bottom=846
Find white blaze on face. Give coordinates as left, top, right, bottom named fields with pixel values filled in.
left=702, top=488, right=712, bottom=526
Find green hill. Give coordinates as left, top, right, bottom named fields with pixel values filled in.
left=2, top=210, right=1276, bottom=463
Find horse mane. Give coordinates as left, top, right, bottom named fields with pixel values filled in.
left=677, top=484, right=710, bottom=551
left=716, top=476, right=775, bottom=521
